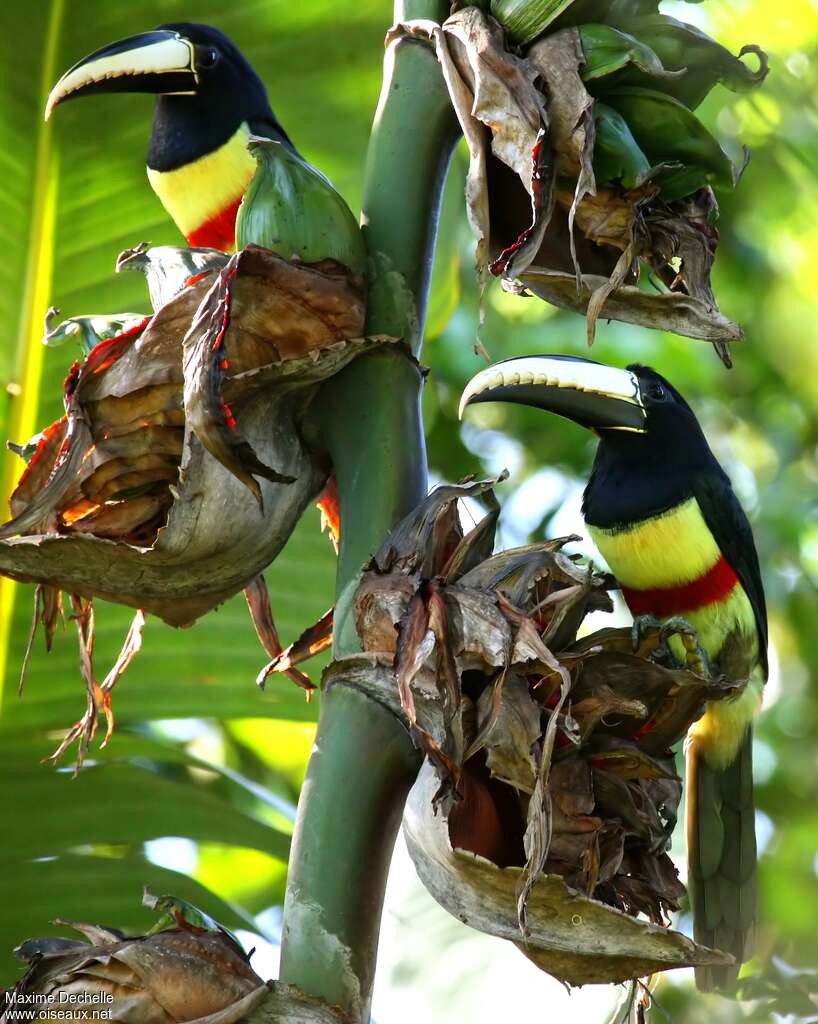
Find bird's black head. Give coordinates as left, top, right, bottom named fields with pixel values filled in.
left=459, top=354, right=723, bottom=528
left=599, top=363, right=707, bottom=462
left=587, top=363, right=720, bottom=526
left=46, top=22, right=294, bottom=169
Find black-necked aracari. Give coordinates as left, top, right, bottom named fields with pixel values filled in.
left=46, top=23, right=296, bottom=251
left=460, top=354, right=767, bottom=991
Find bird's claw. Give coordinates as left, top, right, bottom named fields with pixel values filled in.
left=631, top=614, right=711, bottom=676
left=631, top=614, right=670, bottom=659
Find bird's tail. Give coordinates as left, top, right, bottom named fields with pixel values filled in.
left=686, top=727, right=757, bottom=992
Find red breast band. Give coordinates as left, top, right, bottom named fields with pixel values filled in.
left=620, top=554, right=739, bottom=618
left=186, top=195, right=243, bottom=251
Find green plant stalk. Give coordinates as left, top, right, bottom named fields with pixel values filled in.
left=278, top=3, right=458, bottom=1020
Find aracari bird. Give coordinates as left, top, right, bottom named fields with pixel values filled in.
left=46, top=23, right=296, bottom=251
left=460, top=354, right=766, bottom=991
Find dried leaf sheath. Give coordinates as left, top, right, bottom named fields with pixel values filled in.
left=0, top=245, right=375, bottom=626
left=183, top=255, right=294, bottom=505
left=3, top=897, right=266, bottom=1024
left=393, top=6, right=767, bottom=355
left=3, top=894, right=350, bottom=1024
left=322, top=478, right=744, bottom=985
left=404, top=761, right=731, bottom=987
left=0, top=242, right=393, bottom=763
left=182, top=247, right=366, bottom=503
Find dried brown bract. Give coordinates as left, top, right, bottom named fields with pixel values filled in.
left=1, top=243, right=395, bottom=763
left=392, top=7, right=767, bottom=362
left=4, top=910, right=267, bottom=1024
left=3, top=894, right=351, bottom=1024
left=324, top=477, right=739, bottom=984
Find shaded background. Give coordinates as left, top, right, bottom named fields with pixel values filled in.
left=0, top=1, right=816, bottom=1020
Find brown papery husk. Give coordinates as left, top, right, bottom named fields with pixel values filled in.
left=5, top=922, right=265, bottom=1024
left=404, top=760, right=732, bottom=986
left=0, top=246, right=381, bottom=627
left=323, top=477, right=743, bottom=984
left=392, top=9, right=744, bottom=353
left=4, top=913, right=353, bottom=1024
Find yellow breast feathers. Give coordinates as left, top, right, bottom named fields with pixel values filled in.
left=147, top=122, right=256, bottom=242
left=588, top=497, right=722, bottom=589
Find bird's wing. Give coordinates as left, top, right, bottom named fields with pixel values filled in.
left=693, top=471, right=768, bottom=678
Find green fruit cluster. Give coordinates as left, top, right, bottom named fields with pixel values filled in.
left=491, top=0, right=767, bottom=201
left=235, top=136, right=367, bottom=276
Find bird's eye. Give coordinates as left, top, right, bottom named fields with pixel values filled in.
left=647, top=382, right=666, bottom=401
left=197, top=47, right=220, bottom=70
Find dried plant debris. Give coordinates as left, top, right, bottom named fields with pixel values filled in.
left=404, top=761, right=731, bottom=986
left=389, top=12, right=544, bottom=290
left=44, top=598, right=145, bottom=774
left=3, top=892, right=352, bottom=1024
left=394, top=6, right=767, bottom=361
left=324, top=477, right=742, bottom=984
left=0, top=244, right=371, bottom=611
left=1, top=243, right=398, bottom=763
left=254, top=605, right=334, bottom=693
left=3, top=893, right=268, bottom=1024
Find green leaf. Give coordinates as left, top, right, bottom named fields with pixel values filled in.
left=602, top=87, right=738, bottom=199
left=603, top=13, right=768, bottom=109
left=0, top=5, right=59, bottom=445
left=579, top=24, right=673, bottom=85
left=489, top=0, right=579, bottom=46
left=0, top=756, right=290, bottom=862
left=592, top=103, right=652, bottom=189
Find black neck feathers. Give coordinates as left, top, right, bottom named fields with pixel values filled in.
left=583, top=423, right=726, bottom=531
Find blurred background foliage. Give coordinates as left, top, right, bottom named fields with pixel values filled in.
left=0, top=1, right=816, bottom=1021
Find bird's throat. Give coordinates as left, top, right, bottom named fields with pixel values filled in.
left=146, top=122, right=255, bottom=251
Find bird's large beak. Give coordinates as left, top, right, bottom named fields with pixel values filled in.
left=45, top=30, right=204, bottom=120
left=459, top=354, right=647, bottom=433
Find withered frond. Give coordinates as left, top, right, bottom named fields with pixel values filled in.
left=324, top=478, right=740, bottom=985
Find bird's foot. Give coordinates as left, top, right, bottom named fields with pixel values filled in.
left=631, top=614, right=711, bottom=677
left=631, top=613, right=672, bottom=659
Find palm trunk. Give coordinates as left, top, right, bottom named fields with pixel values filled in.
left=277, top=3, right=458, bottom=1020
